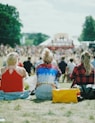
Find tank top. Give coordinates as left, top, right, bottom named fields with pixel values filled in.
left=1, top=69, right=23, bottom=92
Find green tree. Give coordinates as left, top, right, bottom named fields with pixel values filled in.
left=23, top=33, right=50, bottom=46
left=0, top=4, right=22, bottom=47
left=33, top=33, right=49, bottom=45
left=79, top=16, right=95, bottom=41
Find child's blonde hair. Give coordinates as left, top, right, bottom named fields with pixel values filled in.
left=6, top=52, right=18, bottom=66
left=81, top=51, right=92, bottom=75
left=42, top=48, right=53, bottom=64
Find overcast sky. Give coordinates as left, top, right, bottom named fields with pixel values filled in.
left=0, top=0, right=95, bottom=37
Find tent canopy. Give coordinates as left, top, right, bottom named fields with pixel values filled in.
left=39, top=37, right=74, bottom=50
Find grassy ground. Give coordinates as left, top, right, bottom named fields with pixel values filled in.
left=0, top=92, right=95, bottom=123
left=0, top=57, right=95, bottom=123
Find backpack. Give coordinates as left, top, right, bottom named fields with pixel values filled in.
left=79, top=84, right=95, bottom=99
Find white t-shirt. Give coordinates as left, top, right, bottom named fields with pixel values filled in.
left=67, top=62, right=76, bottom=74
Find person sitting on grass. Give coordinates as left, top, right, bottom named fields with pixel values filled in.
left=35, top=48, right=61, bottom=100
left=70, top=51, right=94, bottom=87
left=70, top=51, right=95, bottom=100
left=0, top=52, right=30, bottom=100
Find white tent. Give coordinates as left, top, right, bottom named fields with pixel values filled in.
left=39, top=37, right=74, bottom=50
left=73, top=39, right=80, bottom=46
left=39, top=38, right=53, bottom=46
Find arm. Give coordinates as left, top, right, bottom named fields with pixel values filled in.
left=57, top=66, right=62, bottom=77
left=22, top=68, right=27, bottom=78
left=70, top=67, right=77, bottom=88
left=17, top=66, right=27, bottom=78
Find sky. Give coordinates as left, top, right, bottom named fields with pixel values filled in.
left=0, top=0, right=95, bottom=37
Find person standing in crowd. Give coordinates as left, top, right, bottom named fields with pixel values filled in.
left=0, top=52, right=30, bottom=100
left=35, top=48, right=61, bottom=100
left=58, top=56, right=67, bottom=82
left=35, top=57, right=43, bottom=69
left=23, top=57, right=35, bottom=76
left=70, top=51, right=95, bottom=88
left=66, top=58, right=76, bottom=82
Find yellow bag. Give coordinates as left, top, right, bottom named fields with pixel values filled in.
left=52, top=88, right=80, bottom=103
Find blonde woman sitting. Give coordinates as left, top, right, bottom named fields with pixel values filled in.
left=70, top=51, right=94, bottom=87
left=35, top=48, right=61, bottom=100
left=70, top=51, right=95, bottom=99
left=0, top=52, right=30, bottom=100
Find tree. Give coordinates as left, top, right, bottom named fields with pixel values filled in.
left=79, top=16, right=95, bottom=41
left=33, top=33, right=49, bottom=45
left=22, top=33, right=50, bottom=46
left=0, top=4, right=22, bottom=47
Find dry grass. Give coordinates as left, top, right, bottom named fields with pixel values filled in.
left=0, top=95, right=95, bottom=123
left=0, top=57, right=95, bottom=123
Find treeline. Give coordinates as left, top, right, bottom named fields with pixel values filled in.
left=0, top=3, right=95, bottom=47
left=22, top=33, right=50, bottom=46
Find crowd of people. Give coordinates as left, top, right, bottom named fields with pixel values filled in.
left=0, top=44, right=95, bottom=101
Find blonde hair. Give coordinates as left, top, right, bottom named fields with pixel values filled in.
left=81, top=51, right=92, bottom=75
left=42, top=48, right=53, bottom=64
left=6, top=52, right=18, bottom=66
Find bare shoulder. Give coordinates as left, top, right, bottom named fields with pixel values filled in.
left=16, top=66, right=27, bottom=77
left=17, top=66, right=26, bottom=71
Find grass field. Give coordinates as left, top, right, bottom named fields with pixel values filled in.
left=0, top=57, right=95, bottom=123
left=0, top=91, right=95, bottom=123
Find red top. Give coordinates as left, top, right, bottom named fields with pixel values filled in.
left=18, top=62, right=23, bottom=67
left=1, top=69, right=23, bottom=92
left=70, top=63, right=95, bottom=87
